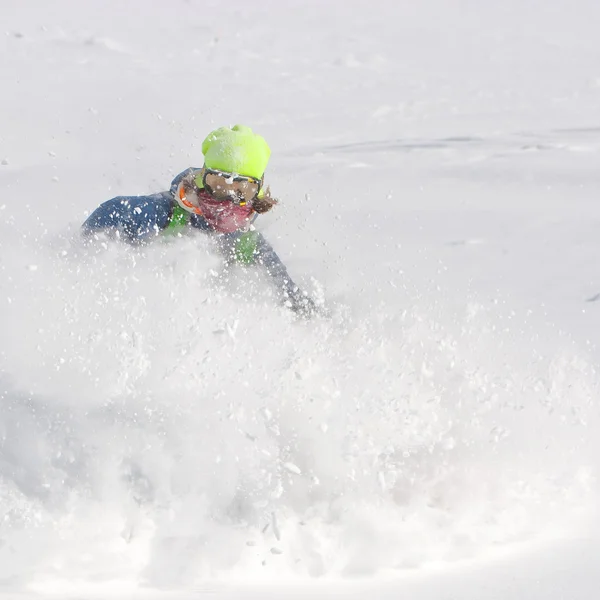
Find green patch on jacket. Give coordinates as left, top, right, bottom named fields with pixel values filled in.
left=234, top=230, right=259, bottom=265
left=164, top=204, right=190, bottom=235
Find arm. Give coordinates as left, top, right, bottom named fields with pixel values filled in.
left=82, top=193, right=173, bottom=243
left=216, top=229, right=315, bottom=314
left=254, top=232, right=317, bottom=317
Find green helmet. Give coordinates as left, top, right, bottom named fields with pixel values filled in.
left=201, top=124, right=271, bottom=180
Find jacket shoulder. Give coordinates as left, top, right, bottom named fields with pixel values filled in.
left=169, top=167, right=202, bottom=196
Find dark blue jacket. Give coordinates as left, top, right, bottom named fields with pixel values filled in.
left=82, top=169, right=314, bottom=313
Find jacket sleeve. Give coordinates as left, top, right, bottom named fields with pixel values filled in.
left=254, top=232, right=317, bottom=315
left=216, top=226, right=316, bottom=315
left=81, top=193, right=174, bottom=243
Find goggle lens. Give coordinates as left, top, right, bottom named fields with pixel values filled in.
left=197, top=169, right=261, bottom=205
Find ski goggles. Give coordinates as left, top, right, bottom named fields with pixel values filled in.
left=195, top=168, right=262, bottom=205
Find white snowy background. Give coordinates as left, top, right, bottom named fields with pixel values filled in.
left=1, top=0, right=600, bottom=598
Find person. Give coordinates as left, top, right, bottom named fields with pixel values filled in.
left=82, top=124, right=318, bottom=317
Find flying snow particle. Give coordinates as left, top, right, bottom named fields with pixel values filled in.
left=283, top=462, right=302, bottom=475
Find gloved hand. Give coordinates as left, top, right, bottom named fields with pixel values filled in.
left=285, top=288, right=325, bottom=319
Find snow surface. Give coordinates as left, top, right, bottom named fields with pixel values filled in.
left=1, top=0, right=600, bottom=598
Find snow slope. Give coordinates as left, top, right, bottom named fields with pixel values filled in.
left=1, top=0, right=600, bottom=597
